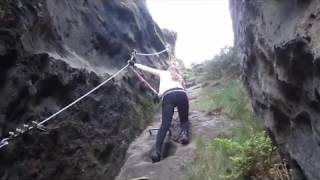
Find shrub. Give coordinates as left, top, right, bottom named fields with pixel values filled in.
left=187, top=81, right=286, bottom=180
left=203, top=47, right=241, bottom=80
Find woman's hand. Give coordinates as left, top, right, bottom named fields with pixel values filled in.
left=128, top=60, right=135, bottom=66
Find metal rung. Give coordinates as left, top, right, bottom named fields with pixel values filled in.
left=147, top=128, right=159, bottom=135
left=131, top=177, right=149, bottom=180
left=147, top=128, right=172, bottom=136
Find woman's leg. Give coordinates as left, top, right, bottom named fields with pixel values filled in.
left=176, top=92, right=190, bottom=144
left=177, top=92, right=189, bottom=130
left=155, top=96, right=175, bottom=152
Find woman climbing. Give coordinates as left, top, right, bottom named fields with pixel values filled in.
left=128, top=60, right=190, bottom=163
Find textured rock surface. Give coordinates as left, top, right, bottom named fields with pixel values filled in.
left=230, top=0, right=320, bottom=179
left=0, top=0, right=172, bottom=179
left=115, top=81, right=235, bottom=180
left=116, top=112, right=233, bottom=180
left=161, top=29, right=177, bottom=53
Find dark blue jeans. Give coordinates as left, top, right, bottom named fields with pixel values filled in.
left=156, top=90, right=189, bottom=151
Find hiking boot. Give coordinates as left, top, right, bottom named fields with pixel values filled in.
left=150, top=148, right=161, bottom=163
left=179, top=129, right=190, bottom=145
left=170, top=125, right=181, bottom=143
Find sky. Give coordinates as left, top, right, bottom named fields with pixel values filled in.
left=146, top=0, right=234, bottom=66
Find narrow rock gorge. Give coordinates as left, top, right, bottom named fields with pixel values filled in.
left=231, top=0, right=320, bottom=179
left=0, top=0, right=173, bottom=179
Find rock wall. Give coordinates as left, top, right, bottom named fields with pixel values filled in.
left=0, top=0, right=172, bottom=179
left=230, top=0, right=320, bottom=179
left=161, top=28, right=177, bottom=53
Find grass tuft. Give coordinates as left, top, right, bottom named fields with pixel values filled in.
left=187, top=80, right=288, bottom=180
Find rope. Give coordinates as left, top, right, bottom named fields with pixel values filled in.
left=135, top=47, right=169, bottom=56
left=0, top=46, right=170, bottom=150
left=131, top=46, right=172, bottom=94
left=38, top=64, right=129, bottom=126
left=131, top=67, right=158, bottom=95
left=0, top=63, right=130, bottom=150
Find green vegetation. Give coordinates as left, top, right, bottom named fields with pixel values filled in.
left=203, top=47, right=241, bottom=80
left=192, top=81, right=249, bottom=118
left=181, top=67, right=192, bottom=81
left=186, top=47, right=288, bottom=180
left=176, top=57, right=192, bottom=80
left=187, top=81, right=284, bottom=180
left=187, top=132, right=278, bottom=180
left=123, top=98, right=159, bottom=135
left=137, top=99, right=158, bottom=130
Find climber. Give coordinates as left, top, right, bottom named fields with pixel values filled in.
left=128, top=59, right=190, bottom=163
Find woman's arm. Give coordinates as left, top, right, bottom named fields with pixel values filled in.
left=181, top=78, right=186, bottom=89
left=135, top=63, right=162, bottom=76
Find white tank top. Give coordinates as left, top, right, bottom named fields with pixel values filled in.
left=135, top=64, right=184, bottom=96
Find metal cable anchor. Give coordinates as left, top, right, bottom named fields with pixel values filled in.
left=32, top=121, right=48, bottom=132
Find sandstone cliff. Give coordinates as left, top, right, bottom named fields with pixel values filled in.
left=0, top=0, right=173, bottom=179
left=231, top=0, right=320, bottom=179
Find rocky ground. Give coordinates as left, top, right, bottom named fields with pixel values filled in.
left=116, top=69, right=236, bottom=180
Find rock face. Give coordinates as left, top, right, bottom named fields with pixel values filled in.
left=116, top=112, right=234, bottom=180
left=0, top=0, right=172, bottom=179
left=116, top=52, right=239, bottom=180
left=230, top=0, right=320, bottom=179
left=161, top=29, right=177, bottom=53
